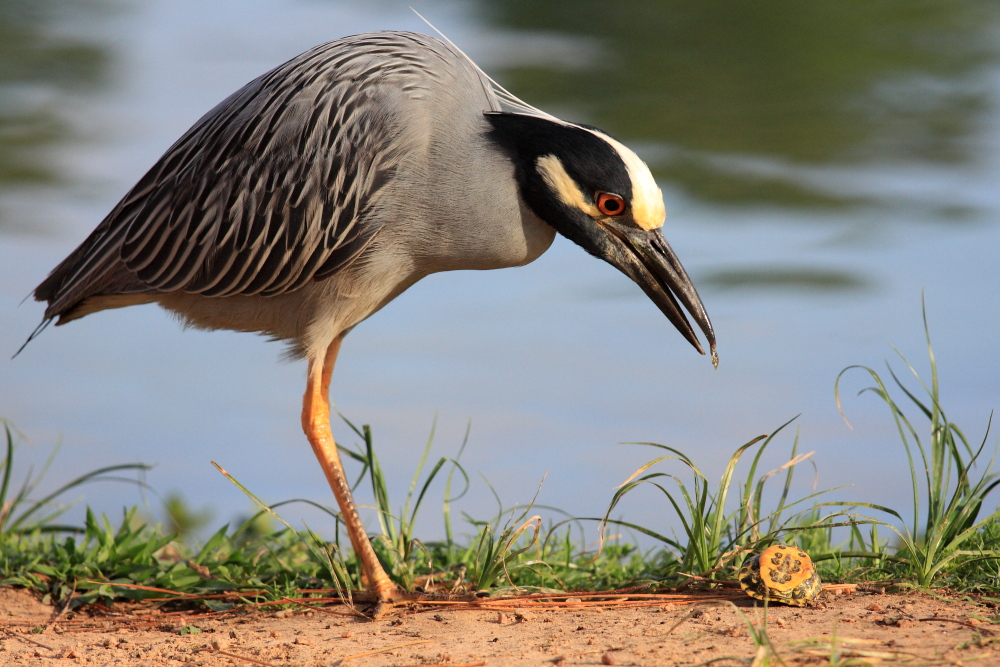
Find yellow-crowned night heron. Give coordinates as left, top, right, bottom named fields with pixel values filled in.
left=29, top=32, right=716, bottom=613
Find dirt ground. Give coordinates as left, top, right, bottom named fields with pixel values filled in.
left=2, top=585, right=998, bottom=666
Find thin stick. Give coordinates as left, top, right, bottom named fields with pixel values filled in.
left=43, top=583, right=77, bottom=633
left=198, top=647, right=284, bottom=667
left=3, top=630, right=55, bottom=651
left=279, top=596, right=357, bottom=617
left=83, top=580, right=195, bottom=597
left=917, top=617, right=996, bottom=635
left=339, top=639, right=430, bottom=662
left=822, top=583, right=858, bottom=592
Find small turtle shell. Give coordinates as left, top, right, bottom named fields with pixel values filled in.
left=738, top=544, right=821, bottom=606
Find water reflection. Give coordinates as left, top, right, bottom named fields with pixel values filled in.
left=484, top=0, right=999, bottom=207
left=703, top=266, right=871, bottom=292
left=1, top=1, right=998, bottom=539
left=0, top=0, right=111, bottom=216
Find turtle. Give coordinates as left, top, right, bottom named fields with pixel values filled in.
left=738, top=544, right=821, bottom=606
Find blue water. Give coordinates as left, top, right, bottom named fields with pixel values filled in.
left=2, top=0, right=999, bottom=545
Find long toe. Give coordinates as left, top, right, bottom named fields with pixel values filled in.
left=356, top=587, right=478, bottom=620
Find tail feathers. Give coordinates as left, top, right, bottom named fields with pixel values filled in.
left=19, top=252, right=156, bottom=358
left=37, top=255, right=150, bottom=317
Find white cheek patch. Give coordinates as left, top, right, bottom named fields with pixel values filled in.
left=536, top=154, right=600, bottom=218
left=589, top=131, right=665, bottom=230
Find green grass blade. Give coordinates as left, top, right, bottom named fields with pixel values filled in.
left=0, top=424, right=14, bottom=530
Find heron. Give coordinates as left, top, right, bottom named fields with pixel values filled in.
left=28, top=31, right=716, bottom=615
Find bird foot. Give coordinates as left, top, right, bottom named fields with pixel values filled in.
left=352, top=588, right=480, bottom=620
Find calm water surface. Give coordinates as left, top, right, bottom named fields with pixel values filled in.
left=2, top=0, right=999, bottom=542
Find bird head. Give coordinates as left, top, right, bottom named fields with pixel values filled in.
left=485, top=112, right=717, bottom=365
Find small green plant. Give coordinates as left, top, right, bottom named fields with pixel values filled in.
left=463, top=475, right=556, bottom=592
left=335, top=413, right=470, bottom=590
left=211, top=418, right=556, bottom=597
left=211, top=461, right=360, bottom=610
left=949, top=519, right=1000, bottom=592
left=599, top=419, right=857, bottom=579
left=465, top=510, right=543, bottom=591
left=332, top=414, right=568, bottom=594
left=736, top=604, right=786, bottom=667
left=836, top=300, right=1000, bottom=587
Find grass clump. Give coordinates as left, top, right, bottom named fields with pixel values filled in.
left=3, top=508, right=366, bottom=609
left=591, top=300, right=1000, bottom=590
left=836, top=301, right=1000, bottom=588
left=0, top=417, right=664, bottom=609
left=597, top=419, right=877, bottom=583
left=319, top=416, right=653, bottom=594
left=0, top=422, right=361, bottom=608
left=338, top=413, right=470, bottom=591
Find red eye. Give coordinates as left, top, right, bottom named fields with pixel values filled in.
left=596, top=192, right=626, bottom=216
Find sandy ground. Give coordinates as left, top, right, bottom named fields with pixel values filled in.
left=2, top=586, right=998, bottom=666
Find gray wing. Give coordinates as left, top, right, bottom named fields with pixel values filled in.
left=35, top=32, right=440, bottom=321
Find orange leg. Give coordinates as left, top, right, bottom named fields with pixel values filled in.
left=302, top=337, right=398, bottom=609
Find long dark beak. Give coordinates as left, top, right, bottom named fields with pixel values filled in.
left=598, top=221, right=717, bottom=367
